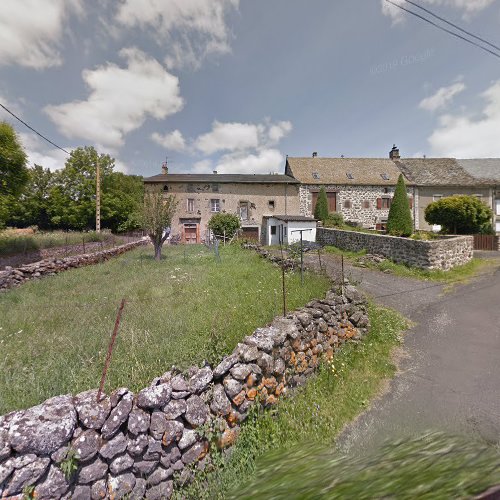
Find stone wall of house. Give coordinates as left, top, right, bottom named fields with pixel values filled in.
left=0, top=276, right=369, bottom=499
left=0, top=240, right=147, bottom=292
left=317, top=228, right=473, bottom=270
left=299, top=185, right=418, bottom=229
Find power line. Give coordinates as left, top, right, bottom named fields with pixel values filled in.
left=0, top=102, right=70, bottom=155
left=385, top=0, right=500, bottom=60
left=402, top=0, right=500, bottom=53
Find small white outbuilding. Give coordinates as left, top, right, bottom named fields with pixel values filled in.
left=263, top=215, right=317, bottom=246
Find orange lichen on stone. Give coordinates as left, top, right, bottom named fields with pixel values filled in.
left=325, top=347, right=334, bottom=360
left=232, top=389, right=246, bottom=406
left=275, top=383, right=285, bottom=396
left=218, top=428, right=240, bottom=449
left=227, top=410, right=239, bottom=428
left=246, top=373, right=258, bottom=387
left=246, top=388, right=258, bottom=400
left=260, top=387, right=269, bottom=400
left=263, top=377, right=277, bottom=391
left=265, top=395, right=278, bottom=406
left=290, top=351, right=297, bottom=366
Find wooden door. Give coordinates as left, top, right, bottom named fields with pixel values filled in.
left=312, top=191, right=336, bottom=213
left=184, top=225, right=198, bottom=244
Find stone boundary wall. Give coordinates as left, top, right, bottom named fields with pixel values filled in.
left=0, top=282, right=369, bottom=499
left=0, top=240, right=147, bottom=292
left=317, top=228, right=473, bottom=270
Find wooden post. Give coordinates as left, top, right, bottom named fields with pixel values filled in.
left=96, top=155, right=101, bottom=233
left=280, top=244, right=287, bottom=317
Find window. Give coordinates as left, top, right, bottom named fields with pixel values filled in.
left=496, top=199, right=500, bottom=216
left=239, top=202, right=249, bottom=220
left=312, top=172, right=320, bottom=180
left=163, top=185, right=169, bottom=192
left=212, top=184, right=219, bottom=193
left=270, top=225, right=277, bottom=235
left=362, top=200, right=370, bottom=209
left=380, top=173, right=390, bottom=181
left=346, top=172, right=354, bottom=180
left=473, top=194, right=483, bottom=199
left=376, top=197, right=391, bottom=209
left=268, top=200, right=275, bottom=210
left=343, top=200, right=352, bottom=209
left=433, top=195, right=443, bottom=201
left=210, top=199, right=220, bottom=212
left=187, top=199, right=194, bottom=212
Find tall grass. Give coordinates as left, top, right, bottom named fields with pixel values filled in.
left=0, top=245, right=330, bottom=414
left=0, top=230, right=107, bottom=256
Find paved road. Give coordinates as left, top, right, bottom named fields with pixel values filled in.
left=305, top=253, right=500, bottom=452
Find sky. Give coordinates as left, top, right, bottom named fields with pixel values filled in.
left=1, top=0, right=500, bottom=177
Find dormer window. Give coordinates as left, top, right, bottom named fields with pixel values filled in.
left=312, top=172, right=320, bottom=180
left=346, top=173, right=354, bottom=180
left=380, top=173, right=390, bottom=181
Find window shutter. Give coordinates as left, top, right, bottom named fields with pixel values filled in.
left=376, top=198, right=382, bottom=209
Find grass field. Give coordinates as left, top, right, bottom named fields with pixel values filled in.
left=0, top=229, right=107, bottom=256
left=175, top=304, right=409, bottom=499
left=0, top=244, right=330, bottom=414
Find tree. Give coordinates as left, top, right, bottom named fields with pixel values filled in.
left=0, top=122, right=29, bottom=227
left=314, top=187, right=329, bottom=222
left=425, top=195, right=493, bottom=234
left=207, top=213, right=241, bottom=240
left=141, top=188, right=178, bottom=261
left=387, top=174, right=413, bottom=237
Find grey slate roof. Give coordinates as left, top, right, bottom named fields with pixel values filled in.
left=394, top=158, right=495, bottom=187
left=264, top=215, right=316, bottom=222
left=456, top=159, right=500, bottom=183
left=144, top=173, right=299, bottom=184
left=286, top=157, right=406, bottom=185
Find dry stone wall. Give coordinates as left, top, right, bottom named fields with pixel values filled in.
left=0, top=281, right=369, bottom=499
left=317, top=227, right=473, bottom=270
left=0, top=240, right=147, bottom=292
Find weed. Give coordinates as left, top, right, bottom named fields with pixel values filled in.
left=59, top=448, right=79, bottom=480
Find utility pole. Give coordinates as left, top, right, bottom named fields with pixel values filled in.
left=96, top=155, right=101, bottom=232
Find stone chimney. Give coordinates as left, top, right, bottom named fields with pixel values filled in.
left=389, top=144, right=400, bottom=160
left=312, top=152, right=318, bottom=158
left=161, top=159, right=168, bottom=175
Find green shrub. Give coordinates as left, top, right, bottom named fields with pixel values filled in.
left=208, top=213, right=241, bottom=239
left=324, top=212, right=344, bottom=228
left=314, top=187, right=329, bottom=222
left=425, top=195, right=493, bottom=234
left=387, top=174, right=413, bottom=237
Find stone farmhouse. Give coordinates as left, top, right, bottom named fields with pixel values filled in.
left=144, top=165, right=300, bottom=243
left=144, top=147, right=500, bottom=244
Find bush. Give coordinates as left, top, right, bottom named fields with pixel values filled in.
left=424, top=195, right=493, bottom=234
left=208, top=213, right=241, bottom=239
left=387, top=174, right=413, bottom=237
left=314, top=187, right=329, bottom=222
left=323, top=212, right=344, bottom=228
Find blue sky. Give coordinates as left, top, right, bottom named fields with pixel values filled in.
left=1, top=0, right=500, bottom=177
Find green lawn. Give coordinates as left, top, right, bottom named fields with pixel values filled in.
left=175, top=304, right=409, bottom=499
left=0, top=244, right=330, bottom=414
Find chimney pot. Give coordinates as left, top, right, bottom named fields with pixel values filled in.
left=312, top=152, right=318, bottom=158
left=389, top=144, right=400, bottom=160
left=213, top=170, right=218, bottom=174
left=161, top=160, right=168, bottom=175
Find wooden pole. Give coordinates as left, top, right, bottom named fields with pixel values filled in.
left=280, top=244, right=287, bottom=317
left=96, top=155, right=101, bottom=233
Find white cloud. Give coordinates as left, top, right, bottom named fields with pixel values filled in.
left=213, top=149, right=285, bottom=175
left=116, top=0, right=239, bottom=69
left=0, top=0, right=82, bottom=68
left=151, top=130, right=186, bottom=151
left=428, top=80, right=500, bottom=157
left=19, top=132, right=70, bottom=171
left=44, top=48, right=184, bottom=149
left=194, top=119, right=292, bottom=155
left=195, top=121, right=260, bottom=155
left=381, top=0, right=495, bottom=24
left=419, top=82, right=466, bottom=111
left=191, top=159, right=213, bottom=173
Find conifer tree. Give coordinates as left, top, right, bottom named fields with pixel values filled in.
left=314, top=186, right=329, bottom=222
left=387, top=174, right=413, bottom=237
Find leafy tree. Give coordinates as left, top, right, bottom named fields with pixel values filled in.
left=208, top=213, right=241, bottom=240
left=314, top=187, right=329, bottom=222
left=0, top=122, right=29, bottom=227
left=425, top=195, right=493, bottom=234
left=387, top=174, right=413, bottom=237
left=141, top=188, right=178, bottom=261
